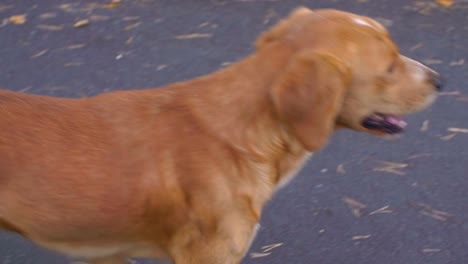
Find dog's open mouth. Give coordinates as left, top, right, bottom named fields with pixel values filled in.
left=361, top=113, right=408, bottom=134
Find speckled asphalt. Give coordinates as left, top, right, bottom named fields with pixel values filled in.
left=0, top=0, right=467, bottom=263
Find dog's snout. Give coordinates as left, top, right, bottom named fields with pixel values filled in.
left=430, top=73, right=444, bottom=91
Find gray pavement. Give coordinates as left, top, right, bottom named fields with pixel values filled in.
left=0, top=0, right=467, bottom=263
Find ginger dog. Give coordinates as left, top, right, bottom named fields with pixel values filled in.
left=0, top=7, right=442, bottom=264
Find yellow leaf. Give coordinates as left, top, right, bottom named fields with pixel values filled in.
left=104, top=0, right=121, bottom=9
left=73, top=19, right=89, bottom=28
left=9, top=14, right=26, bottom=25
left=436, top=0, right=453, bottom=7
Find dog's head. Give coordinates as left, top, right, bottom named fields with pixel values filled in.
left=261, top=7, right=442, bottom=150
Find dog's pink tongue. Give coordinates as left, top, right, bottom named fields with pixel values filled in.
left=385, top=115, right=407, bottom=128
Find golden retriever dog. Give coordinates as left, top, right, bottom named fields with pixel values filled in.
left=0, top=7, right=442, bottom=264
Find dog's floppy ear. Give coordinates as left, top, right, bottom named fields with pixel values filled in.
left=271, top=50, right=350, bottom=151
left=255, top=7, right=313, bottom=49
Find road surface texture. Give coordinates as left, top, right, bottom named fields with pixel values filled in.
left=0, top=0, right=467, bottom=263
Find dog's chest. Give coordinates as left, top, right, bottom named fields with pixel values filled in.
left=275, top=152, right=313, bottom=192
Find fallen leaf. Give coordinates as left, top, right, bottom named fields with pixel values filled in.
left=447, top=127, right=468, bottom=133
left=37, top=24, right=64, bottom=31
left=368, top=206, right=393, bottom=215
left=89, top=15, right=110, bottom=22
left=73, top=19, right=89, bottom=28
left=422, top=248, right=442, bottom=253
left=352, top=235, right=371, bottom=240
left=337, top=164, right=346, bottom=174
left=124, top=22, right=141, bottom=31
left=0, top=5, right=13, bottom=12
left=123, top=16, right=140, bottom=21
left=375, top=17, right=393, bottom=27
left=104, top=0, right=121, bottom=9
left=126, top=36, right=135, bottom=45
left=198, top=22, right=210, bottom=28
left=373, top=161, right=408, bottom=175
left=39, top=13, right=57, bottom=19
left=175, top=33, right=212, bottom=39
left=263, top=9, right=277, bottom=25
left=19, top=86, right=32, bottom=93
left=410, top=43, right=424, bottom=51
left=439, top=91, right=460, bottom=96
left=343, top=196, right=367, bottom=217
left=415, top=203, right=453, bottom=222
left=31, top=49, right=48, bottom=59
left=64, top=62, right=83, bottom=67
left=66, top=44, right=86, bottom=50
left=440, top=133, right=457, bottom=141
left=436, top=0, right=453, bottom=7
left=423, top=59, right=443, bottom=65
left=9, top=14, right=26, bottom=25
left=449, top=59, right=465, bottom=66
left=250, top=252, right=271, bottom=258
left=261, top=243, right=283, bottom=252
left=157, top=65, right=168, bottom=71
left=420, top=120, right=430, bottom=132
left=407, top=153, right=432, bottom=160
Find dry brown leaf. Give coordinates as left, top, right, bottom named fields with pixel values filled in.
left=64, top=62, right=83, bottom=67
left=420, top=120, right=429, bottom=132
left=368, top=206, right=393, bottom=215
left=125, top=22, right=141, bottom=31
left=422, top=248, right=442, bottom=253
left=337, top=164, right=346, bottom=174
left=250, top=252, right=272, bottom=258
left=261, top=243, right=283, bottom=252
left=447, top=127, right=468, bottom=133
left=9, top=14, right=26, bottom=25
left=416, top=203, right=453, bottom=222
left=375, top=17, right=393, bottom=27
left=440, top=133, right=457, bottom=141
left=439, top=91, right=460, bottom=96
left=126, top=36, right=135, bottom=45
left=31, top=49, right=48, bottom=59
left=19, top=86, right=32, bottom=93
left=66, top=44, right=86, bottom=50
left=373, top=161, right=408, bottom=175
left=90, top=15, right=110, bottom=22
left=410, top=43, right=424, bottom=51
left=263, top=9, right=276, bottom=25
left=156, top=65, right=168, bottom=71
left=123, top=16, right=140, bottom=21
left=74, top=19, right=89, bottom=28
left=423, top=59, right=443, bottom=65
left=104, top=0, right=121, bottom=9
left=436, top=0, right=454, bottom=7
left=40, top=13, right=57, bottom=19
left=352, top=235, right=371, bottom=240
left=407, top=153, right=432, bottom=160
left=0, top=5, right=13, bottom=12
left=343, top=196, right=367, bottom=217
left=450, top=59, right=465, bottom=66
left=175, top=33, right=212, bottom=40
left=37, top=24, right=64, bottom=31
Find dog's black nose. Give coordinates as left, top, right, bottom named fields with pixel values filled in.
left=432, top=73, right=444, bottom=91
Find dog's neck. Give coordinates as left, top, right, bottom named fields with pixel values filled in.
left=175, top=42, right=310, bottom=205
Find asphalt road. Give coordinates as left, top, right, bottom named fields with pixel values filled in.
left=0, top=0, right=467, bottom=263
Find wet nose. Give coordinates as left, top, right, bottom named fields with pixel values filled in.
left=431, top=73, right=444, bottom=91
